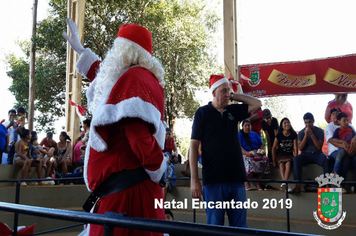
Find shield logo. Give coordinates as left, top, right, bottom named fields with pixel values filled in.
left=248, top=67, right=261, bottom=87
left=317, top=188, right=342, bottom=223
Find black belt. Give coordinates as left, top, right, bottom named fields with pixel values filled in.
left=83, top=167, right=150, bottom=212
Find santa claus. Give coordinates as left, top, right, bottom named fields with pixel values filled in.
left=63, top=18, right=167, bottom=236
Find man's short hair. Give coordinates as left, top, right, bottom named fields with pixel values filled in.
left=31, top=131, right=37, bottom=137
left=47, top=132, right=53, bottom=138
left=337, top=112, right=348, bottom=120
left=20, top=129, right=30, bottom=139
left=262, top=109, right=272, bottom=119
left=303, top=112, right=314, bottom=122
left=8, top=109, right=16, bottom=115
left=83, top=119, right=91, bottom=127
left=17, top=107, right=26, bottom=114
left=330, top=107, right=341, bottom=114
left=165, top=209, right=174, bottom=219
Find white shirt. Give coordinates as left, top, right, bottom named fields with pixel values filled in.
left=325, top=122, right=355, bottom=155
left=3, top=121, right=16, bottom=144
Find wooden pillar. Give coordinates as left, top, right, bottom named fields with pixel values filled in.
left=223, top=0, right=238, bottom=81
left=65, top=0, right=85, bottom=143
left=28, top=0, right=38, bottom=132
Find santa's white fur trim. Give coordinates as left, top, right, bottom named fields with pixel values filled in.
left=86, top=78, right=96, bottom=106
left=76, top=48, right=100, bottom=78
left=89, top=96, right=165, bottom=152
left=78, top=220, right=90, bottom=236
left=210, top=77, right=229, bottom=92
left=83, top=143, right=91, bottom=191
left=145, top=154, right=168, bottom=183
left=88, top=37, right=165, bottom=114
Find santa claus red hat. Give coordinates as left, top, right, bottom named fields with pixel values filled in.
left=117, top=23, right=152, bottom=55
left=209, top=74, right=229, bottom=92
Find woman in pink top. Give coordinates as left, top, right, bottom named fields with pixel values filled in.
left=73, top=134, right=84, bottom=166
left=325, top=93, right=353, bottom=123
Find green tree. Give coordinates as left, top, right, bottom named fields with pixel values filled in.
left=262, top=96, right=289, bottom=122
left=6, top=0, right=220, bottom=133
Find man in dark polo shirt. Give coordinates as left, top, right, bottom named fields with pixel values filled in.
left=190, top=74, right=261, bottom=227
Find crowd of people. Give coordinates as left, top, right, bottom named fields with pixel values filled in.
left=0, top=106, right=90, bottom=186
left=233, top=97, right=356, bottom=194
left=188, top=73, right=356, bottom=228
left=1, top=18, right=355, bottom=235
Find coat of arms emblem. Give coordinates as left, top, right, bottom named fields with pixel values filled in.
left=313, top=173, right=346, bottom=230
left=248, top=67, right=261, bottom=87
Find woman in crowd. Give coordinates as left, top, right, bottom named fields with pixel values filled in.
left=73, top=133, right=85, bottom=167
left=239, top=119, right=270, bottom=190
left=13, top=129, right=42, bottom=186
left=53, top=131, right=72, bottom=177
left=271, top=117, right=298, bottom=192
left=325, top=93, right=353, bottom=123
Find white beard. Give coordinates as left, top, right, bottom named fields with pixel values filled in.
left=88, top=37, right=165, bottom=114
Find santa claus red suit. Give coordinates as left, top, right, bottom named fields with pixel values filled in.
left=64, top=19, right=166, bottom=236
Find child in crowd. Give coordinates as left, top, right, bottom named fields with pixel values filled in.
left=13, top=108, right=27, bottom=141
left=163, top=155, right=176, bottom=201
left=332, top=112, right=356, bottom=175
left=29, top=138, right=42, bottom=164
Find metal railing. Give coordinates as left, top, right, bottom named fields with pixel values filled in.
left=1, top=176, right=350, bottom=235
left=0, top=201, right=323, bottom=236
left=0, top=177, right=83, bottom=235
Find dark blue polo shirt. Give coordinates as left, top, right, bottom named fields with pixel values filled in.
left=191, top=102, right=248, bottom=185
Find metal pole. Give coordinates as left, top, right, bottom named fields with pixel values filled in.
left=193, top=209, right=196, bottom=223
left=286, top=183, right=290, bottom=232
left=104, top=224, right=114, bottom=236
left=13, top=181, right=21, bottom=236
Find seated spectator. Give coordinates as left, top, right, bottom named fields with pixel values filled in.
left=4, top=109, right=17, bottom=164
left=325, top=93, right=353, bottom=123
left=293, top=113, right=329, bottom=193
left=29, top=137, right=42, bottom=162
left=73, top=133, right=85, bottom=167
left=163, top=128, right=179, bottom=164
left=247, top=107, right=263, bottom=137
left=165, top=209, right=174, bottom=221
left=40, top=132, right=56, bottom=157
left=29, top=131, right=52, bottom=178
left=13, top=129, right=42, bottom=186
left=163, top=156, right=176, bottom=202
left=271, top=117, right=297, bottom=192
left=326, top=108, right=355, bottom=193
left=331, top=113, right=356, bottom=175
left=40, top=132, right=56, bottom=172
left=261, top=109, right=279, bottom=162
left=53, top=131, right=72, bottom=177
left=164, top=209, right=175, bottom=236
left=239, top=119, right=270, bottom=190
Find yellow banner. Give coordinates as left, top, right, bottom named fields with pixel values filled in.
left=323, top=68, right=356, bottom=88
left=267, top=69, right=316, bottom=88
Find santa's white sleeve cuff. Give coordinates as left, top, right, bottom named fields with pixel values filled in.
left=76, top=48, right=100, bottom=78
left=145, top=154, right=168, bottom=184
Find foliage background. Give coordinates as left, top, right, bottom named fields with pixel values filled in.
left=6, top=0, right=222, bottom=145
